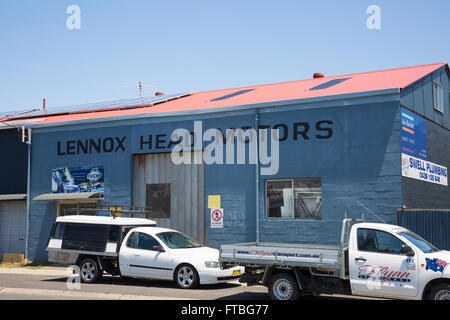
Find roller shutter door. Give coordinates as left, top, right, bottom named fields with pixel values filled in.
left=133, top=152, right=205, bottom=244
left=0, top=201, right=26, bottom=260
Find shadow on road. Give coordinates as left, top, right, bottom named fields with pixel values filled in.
left=41, top=274, right=241, bottom=291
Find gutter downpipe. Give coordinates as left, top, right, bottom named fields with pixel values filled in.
left=25, top=128, right=32, bottom=262
left=255, top=110, right=260, bottom=243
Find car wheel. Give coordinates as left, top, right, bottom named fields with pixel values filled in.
left=268, top=272, right=300, bottom=300
left=428, top=283, right=450, bottom=300
left=79, top=258, right=103, bottom=283
left=175, top=264, right=199, bottom=289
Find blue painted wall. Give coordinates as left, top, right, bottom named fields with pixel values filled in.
left=256, top=102, right=402, bottom=246
left=400, top=66, right=450, bottom=209
left=28, top=97, right=403, bottom=262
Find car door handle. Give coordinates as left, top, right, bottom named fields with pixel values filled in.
left=134, top=254, right=140, bottom=257
left=355, top=257, right=367, bottom=262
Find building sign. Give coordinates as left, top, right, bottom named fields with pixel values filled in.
left=401, top=108, right=427, bottom=160
left=56, top=120, right=335, bottom=156
left=208, top=195, right=221, bottom=209
left=402, top=154, right=447, bottom=186
left=210, top=208, right=224, bottom=228
left=52, top=165, right=105, bottom=193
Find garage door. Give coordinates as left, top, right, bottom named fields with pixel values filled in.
left=0, top=200, right=26, bottom=260
left=133, top=152, right=205, bottom=244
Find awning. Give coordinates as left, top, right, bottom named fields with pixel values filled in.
left=32, top=192, right=103, bottom=201
left=0, top=194, right=27, bottom=200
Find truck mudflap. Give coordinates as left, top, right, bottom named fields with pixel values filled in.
left=239, top=272, right=262, bottom=286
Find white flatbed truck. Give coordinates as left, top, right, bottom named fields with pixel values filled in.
left=219, top=218, right=450, bottom=300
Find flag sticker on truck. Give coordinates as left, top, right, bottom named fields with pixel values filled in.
left=425, top=258, right=448, bottom=273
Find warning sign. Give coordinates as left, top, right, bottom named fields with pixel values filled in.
left=110, top=207, right=122, bottom=217
left=210, top=208, right=223, bottom=228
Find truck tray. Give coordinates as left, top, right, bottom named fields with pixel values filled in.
left=220, top=242, right=341, bottom=270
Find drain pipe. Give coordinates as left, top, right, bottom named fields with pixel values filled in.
left=255, top=110, right=260, bottom=243
left=25, top=128, right=32, bottom=262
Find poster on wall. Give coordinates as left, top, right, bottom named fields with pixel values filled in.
left=401, top=108, right=427, bottom=160
left=402, top=154, right=447, bottom=186
left=52, top=165, right=104, bottom=193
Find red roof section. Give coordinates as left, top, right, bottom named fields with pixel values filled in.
left=3, top=62, right=448, bottom=126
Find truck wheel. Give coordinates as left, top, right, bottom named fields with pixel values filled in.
left=268, top=272, right=300, bottom=300
left=79, top=258, right=103, bottom=283
left=174, top=264, right=199, bottom=289
left=428, top=283, right=450, bottom=300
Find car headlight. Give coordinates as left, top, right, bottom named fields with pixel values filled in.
left=204, top=261, right=220, bottom=268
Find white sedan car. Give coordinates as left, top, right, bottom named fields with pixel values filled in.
left=118, top=227, right=244, bottom=289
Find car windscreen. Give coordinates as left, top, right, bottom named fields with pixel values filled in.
left=156, top=231, right=202, bottom=249
left=398, top=230, right=439, bottom=253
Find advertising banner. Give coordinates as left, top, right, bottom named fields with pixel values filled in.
left=401, top=108, right=427, bottom=160
left=402, top=153, right=447, bottom=186
left=52, top=165, right=104, bottom=193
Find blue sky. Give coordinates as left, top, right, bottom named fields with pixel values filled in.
left=0, top=1, right=449, bottom=112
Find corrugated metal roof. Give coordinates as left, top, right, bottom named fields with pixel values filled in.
left=3, top=62, right=448, bottom=127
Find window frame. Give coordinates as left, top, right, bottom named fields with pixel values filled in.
left=357, top=228, right=407, bottom=256
left=57, top=200, right=98, bottom=217
left=432, top=81, right=444, bottom=114
left=126, top=231, right=162, bottom=251
left=265, top=177, right=322, bottom=220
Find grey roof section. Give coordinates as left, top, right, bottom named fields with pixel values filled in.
left=2, top=93, right=191, bottom=120
left=0, top=194, right=27, bottom=200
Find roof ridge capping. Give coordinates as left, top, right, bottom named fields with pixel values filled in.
left=194, top=62, right=449, bottom=95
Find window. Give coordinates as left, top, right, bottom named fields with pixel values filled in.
left=210, top=89, right=255, bottom=102
left=266, top=178, right=322, bottom=219
left=65, top=224, right=108, bottom=242
left=156, top=232, right=202, bottom=249
left=398, top=230, right=439, bottom=253
left=433, top=81, right=444, bottom=113
left=57, top=201, right=98, bottom=216
left=50, top=222, right=65, bottom=239
left=146, top=183, right=171, bottom=219
left=357, top=229, right=405, bottom=254
left=309, top=77, right=351, bottom=91
left=62, top=223, right=108, bottom=251
left=126, top=232, right=160, bottom=251
left=107, top=226, right=120, bottom=242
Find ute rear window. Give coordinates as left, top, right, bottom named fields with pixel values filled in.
left=65, top=224, right=108, bottom=241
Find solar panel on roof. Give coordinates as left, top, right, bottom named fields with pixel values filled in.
left=210, top=89, right=255, bottom=102
left=309, top=77, right=351, bottom=91
left=4, top=92, right=191, bottom=120
left=0, top=108, right=41, bottom=119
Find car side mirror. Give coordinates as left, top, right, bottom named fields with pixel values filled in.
left=152, top=245, right=165, bottom=252
left=400, top=245, right=415, bottom=257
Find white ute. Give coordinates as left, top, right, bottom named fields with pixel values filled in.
left=46, top=215, right=243, bottom=288
left=219, top=218, right=450, bottom=300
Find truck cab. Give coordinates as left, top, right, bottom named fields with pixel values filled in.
left=219, top=219, right=450, bottom=300
left=348, top=223, right=450, bottom=300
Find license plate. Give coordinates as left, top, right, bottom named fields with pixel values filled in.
left=233, top=270, right=241, bottom=276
